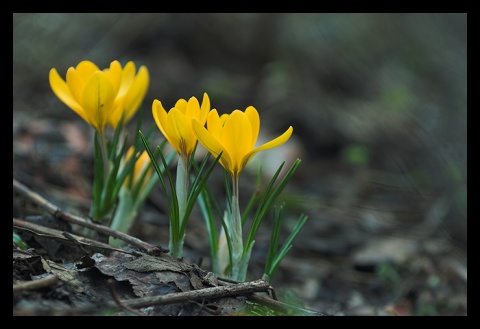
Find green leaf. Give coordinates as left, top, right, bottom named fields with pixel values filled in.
left=13, top=232, right=28, bottom=250
left=139, top=130, right=180, bottom=240
left=92, top=132, right=104, bottom=220
left=193, top=153, right=226, bottom=273
left=264, top=211, right=308, bottom=281
left=241, top=164, right=263, bottom=225
left=243, top=161, right=285, bottom=250
left=245, top=159, right=302, bottom=252
left=180, top=152, right=222, bottom=235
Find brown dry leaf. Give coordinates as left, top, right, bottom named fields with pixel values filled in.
left=92, top=251, right=217, bottom=298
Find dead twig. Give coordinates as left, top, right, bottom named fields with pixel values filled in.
left=13, top=279, right=272, bottom=316
left=13, top=178, right=167, bottom=255
left=123, top=279, right=272, bottom=309
left=13, top=217, right=134, bottom=255
left=12, top=274, right=59, bottom=294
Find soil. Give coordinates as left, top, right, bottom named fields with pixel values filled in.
left=13, top=13, right=467, bottom=316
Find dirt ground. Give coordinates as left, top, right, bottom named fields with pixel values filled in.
left=13, top=13, right=467, bottom=316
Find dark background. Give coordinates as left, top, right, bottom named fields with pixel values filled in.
left=13, top=13, right=467, bottom=315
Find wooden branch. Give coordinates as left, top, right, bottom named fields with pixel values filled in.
left=13, top=274, right=59, bottom=294
left=13, top=217, right=135, bottom=255
left=122, top=279, right=271, bottom=309
left=13, top=279, right=272, bottom=316
left=13, top=178, right=167, bottom=255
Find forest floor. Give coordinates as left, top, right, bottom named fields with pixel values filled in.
left=13, top=116, right=467, bottom=316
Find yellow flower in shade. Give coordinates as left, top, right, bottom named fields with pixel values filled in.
left=123, top=146, right=153, bottom=190
left=152, top=93, right=210, bottom=158
left=192, top=106, right=293, bottom=178
left=49, top=60, right=149, bottom=133
left=108, top=62, right=149, bottom=129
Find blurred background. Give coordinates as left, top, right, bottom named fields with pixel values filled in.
left=13, top=13, right=467, bottom=315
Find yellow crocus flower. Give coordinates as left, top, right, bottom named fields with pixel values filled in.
left=123, top=146, right=153, bottom=190
left=192, top=106, right=293, bottom=178
left=152, top=93, right=210, bottom=159
left=49, top=60, right=149, bottom=133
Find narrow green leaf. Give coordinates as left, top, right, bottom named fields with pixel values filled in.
left=241, top=164, right=263, bottom=225
left=244, top=161, right=285, bottom=249
left=245, top=159, right=302, bottom=251
left=180, top=151, right=222, bottom=235
left=264, top=213, right=308, bottom=280
left=92, top=132, right=104, bottom=220
left=139, top=130, right=182, bottom=240
left=224, top=170, right=232, bottom=214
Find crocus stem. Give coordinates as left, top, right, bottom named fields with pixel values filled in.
left=97, top=130, right=110, bottom=182
left=109, top=188, right=136, bottom=246
left=170, top=155, right=189, bottom=258
left=230, top=174, right=244, bottom=281
left=90, top=130, right=111, bottom=226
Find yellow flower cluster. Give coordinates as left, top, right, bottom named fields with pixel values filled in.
left=154, top=97, right=293, bottom=177
left=49, top=60, right=149, bottom=133
left=50, top=59, right=292, bottom=175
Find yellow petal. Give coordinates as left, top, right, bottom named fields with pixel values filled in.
left=199, top=93, right=210, bottom=124
left=152, top=99, right=174, bottom=146
left=121, top=65, right=150, bottom=124
left=242, top=126, right=293, bottom=169
left=105, top=60, right=123, bottom=94
left=221, top=110, right=253, bottom=175
left=125, top=146, right=135, bottom=161
left=75, top=60, right=100, bottom=81
left=106, top=62, right=125, bottom=123
left=122, top=146, right=135, bottom=187
left=117, top=61, right=135, bottom=98
left=245, top=106, right=260, bottom=150
left=206, top=109, right=223, bottom=139
left=123, top=147, right=152, bottom=188
left=108, top=105, right=123, bottom=129
left=49, top=68, right=88, bottom=123
left=185, top=96, right=200, bottom=120
left=66, top=66, right=86, bottom=106
left=192, top=118, right=232, bottom=172
left=219, top=113, right=229, bottom=125
left=170, top=108, right=197, bottom=155
left=134, top=150, right=152, bottom=186
left=82, top=71, right=116, bottom=132
left=174, top=98, right=188, bottom=114
left=166, top=108, right=195, bottom=156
